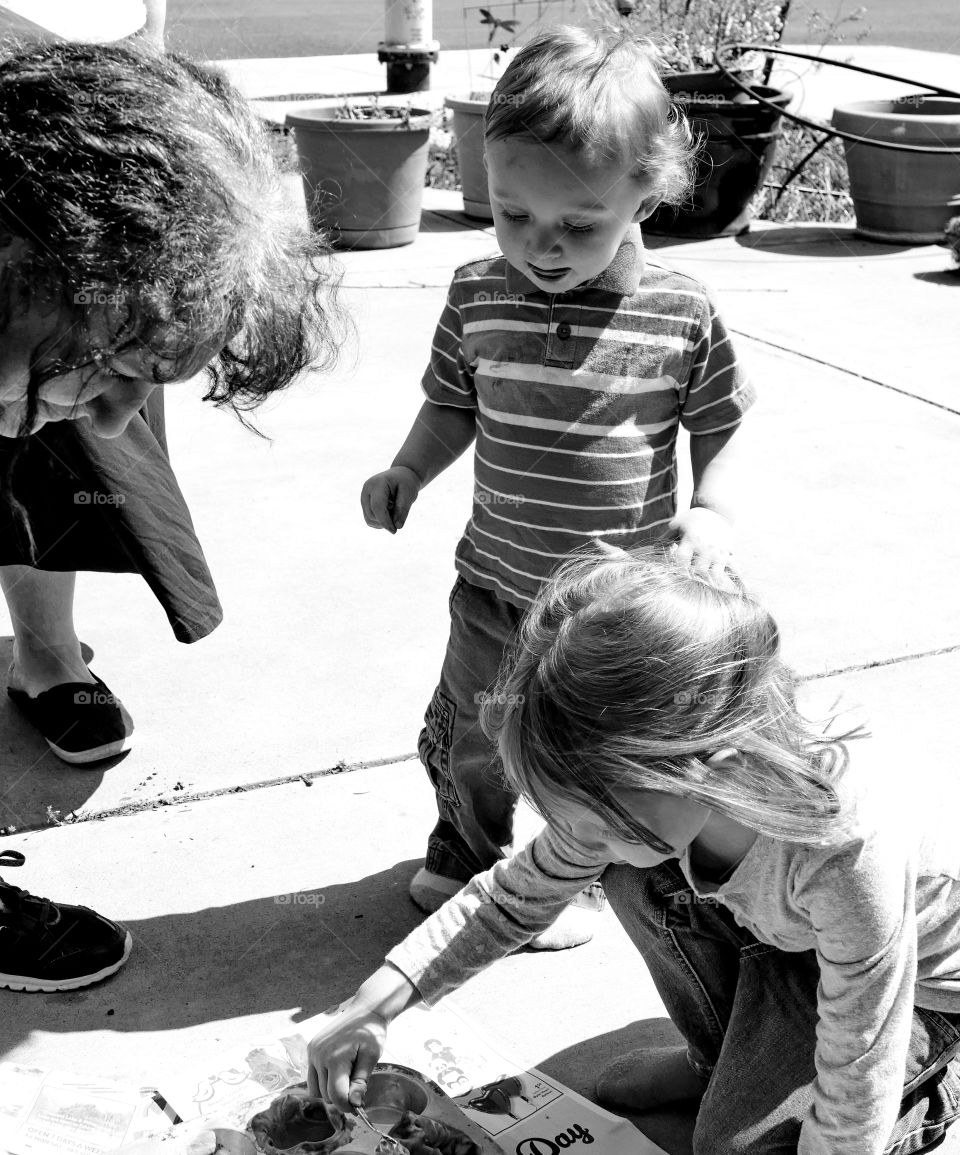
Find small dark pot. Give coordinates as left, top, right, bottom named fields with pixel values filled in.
left=647, top=70, right=791, bottom=239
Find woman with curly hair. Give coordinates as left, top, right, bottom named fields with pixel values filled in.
left=0, top=36, right=343, bottom=990
left=0, top=37, right=342, bottom=762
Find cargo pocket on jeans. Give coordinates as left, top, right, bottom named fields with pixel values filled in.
left=418, top=688, right=461, bottom=815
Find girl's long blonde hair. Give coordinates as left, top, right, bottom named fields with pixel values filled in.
left=482, top=546, right=864, bottom=850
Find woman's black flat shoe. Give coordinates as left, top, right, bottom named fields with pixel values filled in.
left=7, top=673, right=133, bottom=764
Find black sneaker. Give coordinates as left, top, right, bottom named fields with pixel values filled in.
left=0, top=850, right=132, bottom=991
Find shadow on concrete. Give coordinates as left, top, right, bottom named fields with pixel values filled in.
left=536, top=1018, right=698, bottom=1155
left=0, top=860, right=425, bottom=1058
left=733, top=225, right=916, bottom=257
left=421, top=209, right=494, bottom=235
left=913, top=268, right=960, bottom=285
left=0, top=636, right=123, bottom=834
left=643, top=234, right=716, bottom=253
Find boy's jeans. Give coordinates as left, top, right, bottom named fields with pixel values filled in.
left=419, top=577, right=524, bottom=882
left=603, top=860, right=960, bottom=1154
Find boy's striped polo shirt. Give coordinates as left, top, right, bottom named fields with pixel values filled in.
left=421, top=229, right=755, bottom=608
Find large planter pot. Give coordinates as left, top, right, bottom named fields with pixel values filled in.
left=445, top=94, right=492, bottom=220
left=286, top=105, right=432, bottom=249
left=831, top=96, right=960, bottom=243
left=646, top=70, right=791, bottom=238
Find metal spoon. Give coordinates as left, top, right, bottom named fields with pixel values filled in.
left=353, top=1105, right=409, bottom=1155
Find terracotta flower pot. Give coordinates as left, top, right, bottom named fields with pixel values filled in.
left=445, top=94, right=492, bottom=221
left=287, top=105, right=433, bottom=249
left=832, top=96, right=960, bottom=243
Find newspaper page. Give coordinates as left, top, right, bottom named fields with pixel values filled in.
left=119, top=1001, right=668, bottom=1154
left=0, top=1005, right=667, bottom=1154
left=0, top=1064, right=177, bottom=1155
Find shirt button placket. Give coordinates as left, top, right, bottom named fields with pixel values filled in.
left=544, top=304, right=578, bottom=368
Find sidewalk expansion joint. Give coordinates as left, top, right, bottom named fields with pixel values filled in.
left=19, top=650, right=958, bottom=834
left=26, top=751, right=419, bottom=834
left=800, top=642, right=960, bottom=683
left=731, top=329, right=960, bottom=418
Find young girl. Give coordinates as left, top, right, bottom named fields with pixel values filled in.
left=307, top=546, right=960, bottom=1153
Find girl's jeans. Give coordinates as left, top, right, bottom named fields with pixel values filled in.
left=419, top=577, right=524, bottom=882
left=603, top=860, right=960, bottom=1154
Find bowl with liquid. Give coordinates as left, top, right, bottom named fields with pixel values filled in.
left=361, top=1065, right=430, bottom=1131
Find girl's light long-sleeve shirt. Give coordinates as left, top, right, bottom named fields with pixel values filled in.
left=386, top=762, right=960, bottom=1155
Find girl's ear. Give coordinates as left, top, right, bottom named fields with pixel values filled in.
left=595, top=540, right=630, bottom=559
left=705, top=748, right=741, bottom=770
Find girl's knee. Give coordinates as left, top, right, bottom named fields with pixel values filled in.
left=693, top=1094, right=801, bottom=1155
left=693, top=1111, right=752, bottom=1155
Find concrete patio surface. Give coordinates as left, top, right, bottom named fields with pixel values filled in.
left=2, top=45, right=960, bottom=1154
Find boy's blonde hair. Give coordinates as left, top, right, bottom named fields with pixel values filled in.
left=485, top=26, right=696, bottom=206
left=482, top=546, right=864, bottom=849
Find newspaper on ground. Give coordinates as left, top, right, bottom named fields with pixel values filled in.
left=0, top=1064, right=179, bottom=1155
left=1, top=1003, right=668, bottom=1155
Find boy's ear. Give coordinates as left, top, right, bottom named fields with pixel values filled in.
left=633, top=192, right=662, bottom=224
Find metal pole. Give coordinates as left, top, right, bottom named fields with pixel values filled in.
left=379, top=0, right=440, bottom=94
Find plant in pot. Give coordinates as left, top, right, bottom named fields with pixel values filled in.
left=286, top=97, right=434, bottom=250
left=445, top=6, right=518, bottom=220
left=446, top=1, right=574, bottom=220
left=585, top=0, right=794, bottom=237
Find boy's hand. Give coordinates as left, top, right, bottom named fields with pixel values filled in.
left=307, top=1002, right=389, bottom=1112
left=361, top=466, right=422, bottom=534
left=668, top=507, right=736, bottom=586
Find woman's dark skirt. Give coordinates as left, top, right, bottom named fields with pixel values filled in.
left=0, top=390, right=222, bottom=643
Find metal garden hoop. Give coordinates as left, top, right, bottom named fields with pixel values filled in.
left=712, top=43, right=960, bottom=211
left=714, top=43, right=960, bottom=153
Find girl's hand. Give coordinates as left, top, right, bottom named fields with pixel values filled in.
left=307, top=964, right=420, bottom=1113
left=668, top=507, right=736, bottom=587
left=307, top=1001, right=388, bottom=1112
left=360, top=466, right=422, bottom=534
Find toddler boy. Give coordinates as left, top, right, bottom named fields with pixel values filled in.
left=361, top=26, right=755, bottom=947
